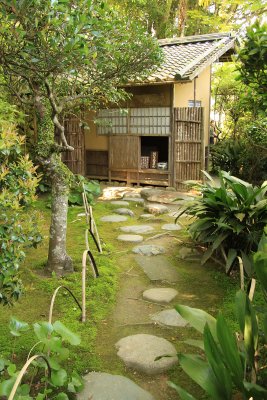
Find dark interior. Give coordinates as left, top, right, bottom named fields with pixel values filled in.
left=141, top=136, right=168, bottom=163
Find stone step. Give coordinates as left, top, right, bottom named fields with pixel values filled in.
left=120, top=225, right=154, bottom=234
left=117, top=234, right=143, bottom=243
left=134, top=255, right=179, bottom=283
left=151, top=309, right=189, bottom=327
left=115, top=334, right=177, bottom=375
left=132, top=245, right=165, bottom=256
left=143, top=288, right=178, bottom=304
left=114, top=208, right=135, bottom=217
left=77, top=372, right=155, bottom=400
left=100, top=215, right=128, bottom=222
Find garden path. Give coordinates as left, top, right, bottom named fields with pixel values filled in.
left=78, top=186, right=223, bottom=400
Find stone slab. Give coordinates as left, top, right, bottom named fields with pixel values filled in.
left=140, top=214, right=155, bottom=219
left=100, top=215, right=128, bottom=222
left=144, top=203, right=169, bottom=215
left=110, top=200, right=130, bottom=206
left=118, top=234, right=143, bottom=243
left=147, top=192, right=194, bottom=205
left=132, top=245, right=165, bottom=256
left=177, top=247, right=201, bottom=261
left=115, top=208, right=135, bottom=217
left=77, top=372, right=155, bottom=400
left=161, top=223, right=182, bottom=231
left=123, top=197, right=145, bottom=204
left=115, top=334, right=177, bottom=375
left=120, top=225, right=154, bottom=234
left=143, top=288, right=178, bottom=304
left=151, top=309, right=189, bottom=327
left=134, top=255, right=179, bottom=282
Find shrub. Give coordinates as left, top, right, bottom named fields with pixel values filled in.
left=177, top=171, right=267, bottom=275
left=0, top=125, right=41, bottom=305
left=68, top=175, right=100, bottom=206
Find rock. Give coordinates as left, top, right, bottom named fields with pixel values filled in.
left=110, top=200, right=130, bottom=206
left=123, top=191, right=141, bottom=198
left=161, top=223, right=182, bottom=231
left=77, top=372, right=155, bottom=400
left=147, top=192, right=193, bottom=205
left=139, top=213, right=155, bottom=219
left=143, top=288, right=178, bottom=304
left=123, top=197, right=145, bottom=204
left=100, top=215, right=128, bottom=222
left=166, top=187, right=176, bottom=192
left=134, top=255, right=179, bottom=282
left=77, top=213, right=86, bottom=217
left=132, top=245, right=165, bottom=256
left=115, top=334, right=177, bottom=375
left=144, top=203, right=169, bottom=215
left=177, top=247, right=200, bottom=261
left=117, top=234, right=143, bottom=243
left=115, top=208, right=135, bottom=217
left=140, top=188, right=163, bottom=200
left=151, top=309, right=189, bottom=327
left=120, top=225, right=154, bottom=234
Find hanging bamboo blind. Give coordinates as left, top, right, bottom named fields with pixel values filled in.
left=96, top=107, right=171, bottom=136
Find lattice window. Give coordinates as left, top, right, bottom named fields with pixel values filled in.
left=96, top=107, right=170, bottom=136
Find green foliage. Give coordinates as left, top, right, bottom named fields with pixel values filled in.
left=211, top=118, right=267, bottom=185
left=0, top=317, right=83, bottom=398
left=237, top=21, right=267, bottom=114
left=0, top=124, right=42, bottom=305
left=68, top=175, right=100, bottom=206
left=177, top=171, right=267, bottom=275
left=171, top=244, right=267, bottom=399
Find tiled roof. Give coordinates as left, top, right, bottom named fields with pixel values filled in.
left=146, top=33, right=236, bottom=83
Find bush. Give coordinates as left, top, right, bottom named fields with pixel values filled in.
left=68, top=175, right=100, bottom=206
left=177, top=171, right=267, bottom=275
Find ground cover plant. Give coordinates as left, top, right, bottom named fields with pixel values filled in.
left=171, top=230, right=267, bottom=400
left=177, top=171, right=267, bottom=276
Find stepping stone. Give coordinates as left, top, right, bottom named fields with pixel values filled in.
left=161, top=223, right=182, bottom=231
left=77, top=213, right=86, bottom=217
left=120, top=225, right=154, bottom=234
left=134, top=255, right=179, bottom=282
left=77, top=372, right=155, bottom=400
left=140, top=188, right=163, bottom=200
left=118, top=234, right=143, bottom=243
left=115, top=208, right=135, bottom=217
left=110, top=200, right=130, bottom=206
left=123, top=192, right=142, bottom=199
left=143, top=288, right=178, bottom=304
left=151, top=309, right=189, bottom=327
left=132, top=245, right=165, bottom=256
left=100, top=215, right=128, bottom=222
left=123, top=197, right=145, bottom=204
left=144, top=203, right=168, bottom=215
left=115, top=334, right=177, bottom=375
left=140, top=213, right=155, bottom=219
left=177, top=247, right=200, bottom=261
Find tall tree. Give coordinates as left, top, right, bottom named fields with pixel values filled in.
left=0, top=0, right=161, bottom=276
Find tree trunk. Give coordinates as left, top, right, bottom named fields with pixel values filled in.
left=46, top=155, right=73, bottom=275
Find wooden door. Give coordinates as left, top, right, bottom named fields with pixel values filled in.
left=173, top=107, right=204, bottom=189
left=62, top=117, right=85, bottom=175
left=109, top=136, right=139, bottom=169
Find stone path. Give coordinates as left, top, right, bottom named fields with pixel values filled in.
left=79, top=187, right=196, bottom=400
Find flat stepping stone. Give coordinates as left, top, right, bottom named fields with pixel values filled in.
left=110, top=200, right=129, bottom=206
left=151, top=309, right=189, bottom=327
left=132, top=245, right=165, bottom=256
left=120, top=225, right=154, bottom=234
left=143, top=288, right=178, bottom=303
left=161, top=223, right=182, bottom=231
left=123, top=197, right=145, bottom=204
left=134, top=255, right=179, bottom=282
left=100, top=215, right=128, bottom=222
left=115, top=334, right=177, bottom=375
left=118, top=234, right=143, bottom=243
left=115, top=208, right=135, bottom=217
left=144, top=203, right=168, bottom=215
left=140, top=213, right=155, bottom=219
left=77, top=372, right=155, bottom=400
left=123, top=192, right=142, bottom=198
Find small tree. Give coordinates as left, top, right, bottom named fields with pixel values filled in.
left=0, top=0, right=162, bottom=275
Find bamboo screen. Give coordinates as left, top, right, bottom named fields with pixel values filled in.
left=96, top=107, right=170, bottom=136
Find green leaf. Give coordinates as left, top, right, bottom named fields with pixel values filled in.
left=175, top=304, right=217, bottom=340
left=235, top=290, right=246, bottom=334
left=243, top=381, right=267, bottom=396
left=54, top=392, right=69, bottom=400
left=240, top=251, right=253, bottom=277
left=226, top=249, right=237, bottom=274
left=204, top=324, right=232, bottom=399
left=254, top=251, right=267, bottom=293
left=9, top=317, right=29, bottom=336
left=0, top=376, right=16, bottom=396
left=244, top=295, right=258, bottom=367
left=184, top=339, right=204, bottom=350
left=53, top=321, right=81, bottom=345
left=33, top=322, right=53, bottom=340
left=178, top=354, right=221, bottom=398
left=167, top=381, right=197, bottom=400
left=216, top=313, right=244, bottom=390
left=51, top=368, right=67, bottom=387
